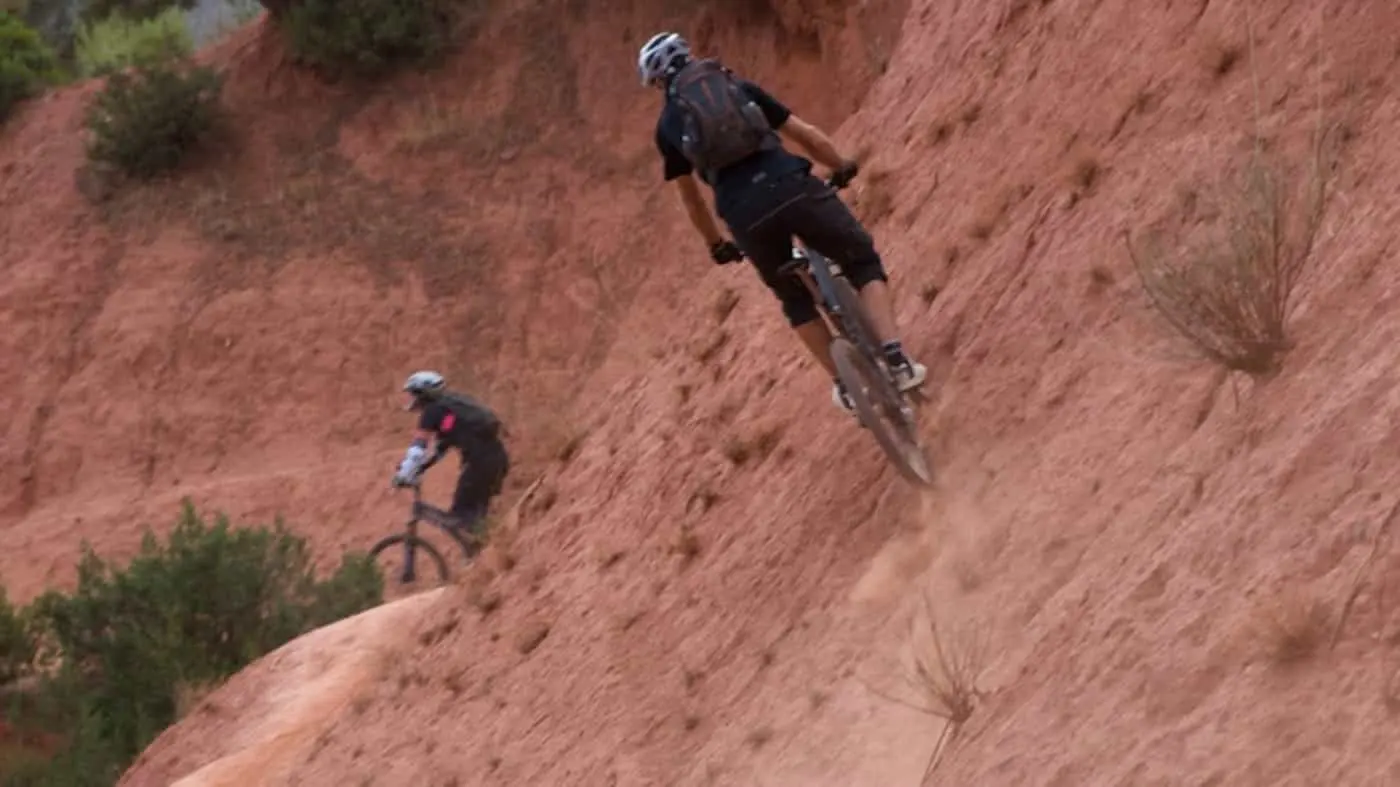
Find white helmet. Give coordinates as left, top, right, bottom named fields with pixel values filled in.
left=638, top=32, right=690, bottom=86
left=403, top=370, right=445, bottom=398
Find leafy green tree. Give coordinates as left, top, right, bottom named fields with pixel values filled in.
left=5, top=500, right=383, bottom=783
left=83, top=58, right=222, bottom=178
left=280, top=0, right=454, bottom=78
left=0, top=11, right=58, bottom=122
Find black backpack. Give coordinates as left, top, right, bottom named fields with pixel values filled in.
left=666, top=58, right=780, bottom=184
left=439, top=390, right=502, bottom=440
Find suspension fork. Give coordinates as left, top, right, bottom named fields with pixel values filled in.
left=401, top=518, right=419, bottom=580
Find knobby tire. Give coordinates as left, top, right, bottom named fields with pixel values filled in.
left=370, top=533, right=450, bottom=587
left=827, top=277, right=884, bottom=361
left=830, top=337, right=933, bottom=487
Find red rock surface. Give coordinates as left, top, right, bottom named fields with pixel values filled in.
left=2, top=0, right=1399, bottom=784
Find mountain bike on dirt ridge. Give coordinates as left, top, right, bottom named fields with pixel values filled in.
left=369, top=477, right=485, bottom=592
left=737, top=170, right=935, bottom=487
left=638, top=31, right=933, bottom=485
left=374, top=370, right=510, bottom=592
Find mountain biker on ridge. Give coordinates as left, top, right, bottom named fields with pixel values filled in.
left=391, top=371, right=510, bottom=536
left=639, top=31, right=926, bottom=413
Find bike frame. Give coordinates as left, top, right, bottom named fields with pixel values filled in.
left=407, top=483, right=483, bottom=555
left=770, top=177, right=889, bottom=368
left=780, top=247, right=877, bottom=355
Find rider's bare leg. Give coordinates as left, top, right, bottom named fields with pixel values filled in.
left=855, top=279, right=899, bottom=344
left=794, top=319, right=839, bottom=378
left=857, top=277, right=927, bottom=391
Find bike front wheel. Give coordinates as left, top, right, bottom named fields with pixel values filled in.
left=827, top=276, right=887, bottom=361
left=831, top=336, right=934, bottom=487
left=369, top=533, right=450, bottom=598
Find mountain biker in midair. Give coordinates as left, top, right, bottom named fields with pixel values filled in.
left=638, top=31, right=926, bottom=413
left=391, top=371, right=510, bottom=538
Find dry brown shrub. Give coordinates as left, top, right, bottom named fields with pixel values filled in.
left=1124, top=139, right=1332, bottom=376
left=1127, top=18, right=1339, bottom=377
left=863, top=592, right=987, bottom=783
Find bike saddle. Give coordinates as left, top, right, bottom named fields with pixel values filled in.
left=776, top=246, right=810, bottom=276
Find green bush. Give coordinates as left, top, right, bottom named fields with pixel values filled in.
left=0, top=585, right=35, bottom=685
left=280, top=0, right=453, bottom=78
left=75, top=6, right=191, bottom=77
left=84, top=0, right=194, bottom=24
left=83, top=58, right=222, bottom=179
left=3, top=500, right=383, bottom=783
left=0, top=11, right=58, bottom=122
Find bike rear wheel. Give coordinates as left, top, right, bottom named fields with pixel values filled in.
left=369, top=533, right=450, bottom=597
left=831, top=336, right=933, bottom=486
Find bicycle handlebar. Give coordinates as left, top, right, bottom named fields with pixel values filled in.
left=826, top=169, right=857, bottom=191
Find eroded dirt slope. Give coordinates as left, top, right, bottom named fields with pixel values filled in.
left=12, top=0, right=1400, bottom=784
left=0, top=0, right=898, bottom=603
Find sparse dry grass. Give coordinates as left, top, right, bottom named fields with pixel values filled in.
left=1124, top=139, right=1332, bottom=376
left=864, top=592, right=987, bottom=782
left=1129, top=17, right=1338, bottom=377
left=1330, top=499, right=1398, bottom=650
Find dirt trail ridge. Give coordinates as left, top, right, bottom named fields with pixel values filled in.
left=4, top=0, right=1400, bottom=784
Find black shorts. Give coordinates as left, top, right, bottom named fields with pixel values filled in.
left=721, top=171, right=888, bottom=326
left=451, top=435, right=509, bottom=519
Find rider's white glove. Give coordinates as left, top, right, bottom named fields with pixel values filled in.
left=392, top=443, right=428, bottom=487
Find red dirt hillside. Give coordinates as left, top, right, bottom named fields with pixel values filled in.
left=7, top=0, right=1400, bottom=785
left=0, top=0, right=897, bottom=603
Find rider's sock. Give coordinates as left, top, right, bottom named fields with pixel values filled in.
left=881, top=340, right=910, bottom=367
